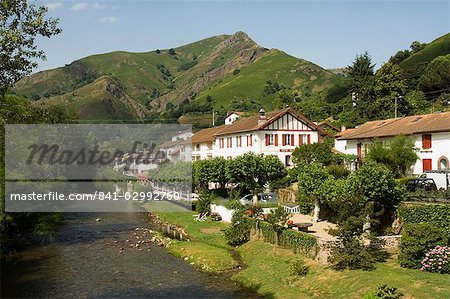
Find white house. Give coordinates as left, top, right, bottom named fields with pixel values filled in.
left=224, top=111, right=245, bottom=125
left=191, top=108, right=329, bottom=166
left=335, top=111, right=450, bottom=174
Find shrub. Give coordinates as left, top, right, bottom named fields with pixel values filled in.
left=155, top=49, right=161, bottom=54
left=233, top=68, right=240, bottom=75
left=168, top=48, right=176, bottom=55
left=398, top=223, right=448, bottom=268
left=421, top=245, right=450, bottom=274
left=224, top=217, right=253, bottom=246
left=196, top=191, right=213, bottom=215
left=329, top=216, right=379, bottom=270
left=289, top=257, right=309, bottom=276
left=398, top=204, right=450, bottom=239
left=363, top=284, right=404, bottom=299
left=326, top=164, right=350, bottom=179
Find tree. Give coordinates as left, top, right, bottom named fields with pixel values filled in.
left=155, top=49, right=161, bottom=54
left=165, top=102, right=174, bottom=110
left=346, top=52, right=376, bottom=121
left=366, top=135, right=419, bottom=177
left=418, top=55, right=450, bottom=93
left=292, top=139, right=336, bottom=166
left=209, top=157, right=227, bottom=188
left=1, top=0, right=62, bottom=95
left=295, top=163, right=330, bottom=222
left=410, top=41, right=426, bottom=53
left=374, top=61, right=408, bottom=118
left=226, top=153, right=285, bottom=196
left=168, top=48, right=176, bottom=55
left=273, top=89, right=295, bottom=109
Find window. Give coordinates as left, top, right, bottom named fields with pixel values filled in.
left=422, top=159, right=432, bottom=172
left=438, top=156, right=449, bottom=170
left=282, top=134, right=295, bottom=146
left=247, top=134, right=253, bottom=146
left=285, top=155, right=292, bottom=166
left=195, top=144, right=200, bottom=151
left=237, top=136, right=242, bottom=147
left=299, top=134, right=310, bottom=145
left=227, top=137, right=233, bottom=148
left=265, top=134, right=278, bottom=146
left=422, top=134, right=432, bottom=149
left=219, top=138, right=224, bottom=149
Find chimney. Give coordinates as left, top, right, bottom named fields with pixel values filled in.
left=341, top=126, right=346, bottom=132
left=258, top=109, right=267, bottom=125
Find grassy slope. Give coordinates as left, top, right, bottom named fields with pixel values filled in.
left=399, top=33, right=450, bottom=75
left=195, top=50, right=342, bottom=109
left=155, top=211, right=238, bottom=273
left=234, top=241, right=450, bottom=299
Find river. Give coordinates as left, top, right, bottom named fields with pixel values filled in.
left=1, top=212, right=260, bottom=299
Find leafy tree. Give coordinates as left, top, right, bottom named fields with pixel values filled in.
left=405, top=90, right=429, bottom=114
left=295, top=163, right=330, bottom=221
left=192, top=159, right=211, bottom=191
left=155, top=49, right=161, bottom=54
left=192, top=54, right=197, bottom=60
left=1, top=0, right=62, bottom=95
left=389, top=49, right=411, bottom=65
left=366, top=135, right=419, bottom=177
left=418, top=54, right=450, bottom=93
left=209, top=157, right=227, bottom=188
left=266, top=206, right=289, bottom=245
left=410, top=41, right=427, bottom=53
left=168, top=48, right=176, bottom=55
left=347, top=161, right=404, bottom=231
left=374, top=61, right=409, bottom=118
left=329, top=216, right=379, bottom=270
left=226, top=153, right=285, bottom=195
left=292, top=139, right=336, bottom=166
left=273, top=89, right=295, bottom=109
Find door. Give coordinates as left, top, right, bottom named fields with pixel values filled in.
left=422, top=159, right=432, bottom=172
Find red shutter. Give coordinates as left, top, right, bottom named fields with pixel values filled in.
left=282, top=135, right=285, bottom=146
left=307, top=135, right=311, bottom=144
left=265, top=134, right=269, bottom=146
left=299, top=135, right=303, bottom=146
left=422, top=134, right=432, bottom=149
left=250, top=134, right=252, bottom=146
left=357, top=143, right=362, bottom=158
left=291, top=134, right=294, bottom=146
left=423, top=159, right=432, bottom=171
left=275, top=134, right=278, bottom=146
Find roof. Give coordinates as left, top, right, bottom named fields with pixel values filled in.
left=226, top=111, right=245, bottom=117
left=191, top=108, right=329, bottom=143
left=191, top=125, right=227, bottom=143
left=318, top=120, right=341, bottom=132
left=215, top=107, right=328, bottom=137
left=159, top=140, right=182, bottom=148
left=336, top=112, right=450, bottom=140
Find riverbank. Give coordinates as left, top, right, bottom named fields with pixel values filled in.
left=152, top=209, right=450, bottom=299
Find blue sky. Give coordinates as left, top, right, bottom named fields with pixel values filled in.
left=36, top=0, right=449, bottom=72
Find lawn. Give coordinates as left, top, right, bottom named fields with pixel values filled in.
left=153, top=210, right=238, bottom=273
left=233, top=241, right=450, bottom=299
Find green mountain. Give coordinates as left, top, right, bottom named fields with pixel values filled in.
left=399, top=33, right=450, bottom=78
left=13, top=31, right=343, bottom=122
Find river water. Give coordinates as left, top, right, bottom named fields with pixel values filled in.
left=1, top=213, right=260, bottom=299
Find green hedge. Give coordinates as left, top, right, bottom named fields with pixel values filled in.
left=255, top=221, right=318, bottom=256
left=398, top=203, right=450, bottom=238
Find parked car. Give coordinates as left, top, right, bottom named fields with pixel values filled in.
left=406, top=178, right=438, bottom=192
left=420, top=172, right=450, bottom=190
left=240, top=192, right=276, bottom=205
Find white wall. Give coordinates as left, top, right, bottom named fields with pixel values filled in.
left=335, top=132, right=450, bottom=175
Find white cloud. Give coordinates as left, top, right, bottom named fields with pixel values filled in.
left=99, top=16, right=120, bottom=24
left=70, top=3, right=88, bottom=12
left=92, top=3, right=107, bottom=9
left=46, top=2, right=62, bottom=11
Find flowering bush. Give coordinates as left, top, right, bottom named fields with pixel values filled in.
left=421, top=245, right=450, bottom=274
left=210, top=212, right=222, bottom=221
